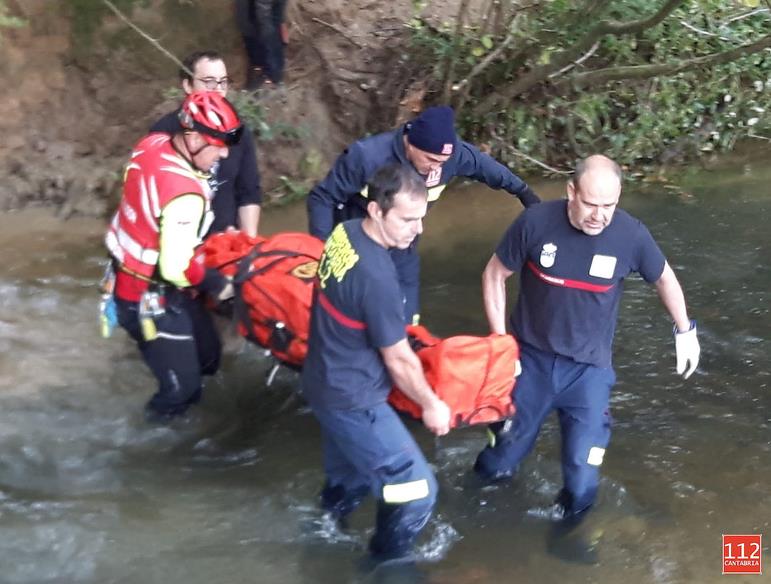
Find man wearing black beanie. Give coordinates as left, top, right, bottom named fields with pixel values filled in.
left=307, top=105, right=540, bottom=325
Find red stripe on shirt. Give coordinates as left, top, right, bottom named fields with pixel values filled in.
left=526, top=261, right=614, bottom=293
left=317, top=288, right=367, bottom=330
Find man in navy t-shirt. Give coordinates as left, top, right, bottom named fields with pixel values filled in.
left=474, top=155, right=701, bottom=522
left=302, top=163, right=451, bottom=564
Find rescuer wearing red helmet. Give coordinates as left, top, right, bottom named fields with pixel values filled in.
left=106, top=90, right=243, bottom=420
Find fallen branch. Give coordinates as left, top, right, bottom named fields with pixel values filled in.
left=722, top=7, right=769, bottom=27
left=599, top=0, right=685, bottom=35
left=547, top=40, right=600, bottom=79
left=490, top=126, right=571, bottom=174
left=311, top=17, right=365, bottom=48
left=441, top=0, right=472, bottom=103
left=101, top=0, right=190, bottom=76
left=680, top=20, right=736, bottom=43
left=455, top=32, right=517, bottom=109
left=472, top=0, right=686, bottom=114
left=748, top=129, right=771, bottom=142
left=508, top=146, right=572, bottom=174
left=561, top=33, right=771, bottom=88
left=285, top=0, right=304, bottom=36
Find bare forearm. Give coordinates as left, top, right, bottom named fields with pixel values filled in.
left=387, top=351, right=439, bottom=410
left=238, top=204, right=261, bottom=237
left=483, top=264, right=509, bottom=334
left=383, top=338, right=451, bottom=435
left=655, top=262, right=691, bottom=331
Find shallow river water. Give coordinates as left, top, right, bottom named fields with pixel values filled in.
left=0, top=156, right=768, bottom=584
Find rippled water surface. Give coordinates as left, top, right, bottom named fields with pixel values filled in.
left=0, top=156, right=768, bottom=584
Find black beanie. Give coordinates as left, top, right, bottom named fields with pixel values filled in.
left=406, top=106, right=457, bottom=155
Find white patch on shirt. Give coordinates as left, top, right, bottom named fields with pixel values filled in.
left=540, top=242, right=557, bottom=268
left=589, top=254, right=617, bottom=279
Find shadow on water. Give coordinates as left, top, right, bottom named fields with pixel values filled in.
left=0, top=154, right=769, bottom=583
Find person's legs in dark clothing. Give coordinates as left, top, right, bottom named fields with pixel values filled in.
left=320, top=432, right=371, bottom=524
left=474, top=344, right=555, bottom=481
left=236, top=0, right=267, bottom=89
left=242, top=35, right=265, bottom=70
left=115, top=291, right=220, bottom=419
left=254, top=0, right=285, bottom=84
left=553, top=360, right=614, bottom=517
left=543, top=360, right=614, bottom=564
left=185, top=293, right=222, bottom=377
left=273, top=0, right=288, bottom=31
left=311, top=403, right=438, bottom=562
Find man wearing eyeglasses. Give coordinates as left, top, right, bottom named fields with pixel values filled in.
left=151, top=50, right=263, bottom=238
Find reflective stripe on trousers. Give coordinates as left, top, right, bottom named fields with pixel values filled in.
left=311, top=401, right=437, bottom=558
left=475, top=342, right=615, bottom=516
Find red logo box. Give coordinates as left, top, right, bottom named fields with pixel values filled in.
left=723, top=534, right=762, bottom=575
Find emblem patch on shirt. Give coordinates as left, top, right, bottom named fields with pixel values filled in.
left=317, top=224, right=360, bottom=289
left=589, top=254, right=617, bottom=279
left=426, top=168, right=442, bottom=187
left=539, top=243, right=557, bottom=268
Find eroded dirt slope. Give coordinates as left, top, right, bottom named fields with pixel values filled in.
left=0, top=0, right=473, bottom=216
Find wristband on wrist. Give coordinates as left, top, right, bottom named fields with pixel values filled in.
left=673, top=319, right=697, bottom=335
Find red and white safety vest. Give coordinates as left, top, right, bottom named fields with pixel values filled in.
left=105, top=133, right=213, bottom=299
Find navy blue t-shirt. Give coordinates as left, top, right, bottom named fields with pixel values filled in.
left=301, top=220, right=406, bottom=410
left=496, top=199, right=666, bottom=368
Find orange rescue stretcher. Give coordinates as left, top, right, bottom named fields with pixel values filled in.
left=202, top=230, right=519, bottom=428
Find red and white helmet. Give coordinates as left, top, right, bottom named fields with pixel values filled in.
left=179, top=91, right=243, bottom=147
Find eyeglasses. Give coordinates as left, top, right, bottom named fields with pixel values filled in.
left=195, top=77, right=233, bottom=90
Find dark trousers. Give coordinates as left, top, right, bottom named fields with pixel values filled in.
left=237, top=0, right=287, bottom=83
left=116, top=289, right=221, bottom=418
left=475, top=342, right=615, bottom=516
left=311, top=402, right=437, bottom=559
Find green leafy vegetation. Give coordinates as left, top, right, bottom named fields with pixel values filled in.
left=66, top=0, right=148, bottom=55
left=268, top=175, right=311, bottom=205
left=162, top=87, right=309, bottom=204
left=408, top=0, right=771, bottom=173
left=0, top=0, right=25, bottom=33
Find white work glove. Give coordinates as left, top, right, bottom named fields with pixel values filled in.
left=674, top=320, right=700, bottom=379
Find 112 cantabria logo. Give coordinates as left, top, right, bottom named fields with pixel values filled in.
left=723, top=534, right=762, bottom=575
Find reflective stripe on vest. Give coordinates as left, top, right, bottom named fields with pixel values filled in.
left=107, top=134, right=210, bottom=282
left=526, top=261, right=614, bottom=293
left=106, top=225, right=160, bottom=267
left=316, top=288, right=366, bottom=330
